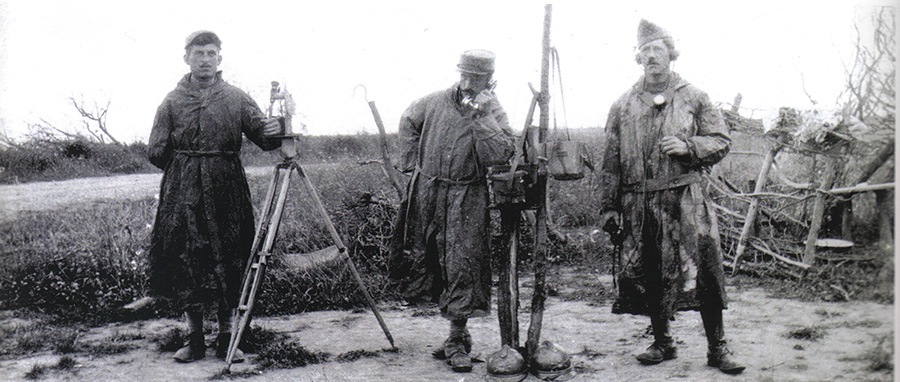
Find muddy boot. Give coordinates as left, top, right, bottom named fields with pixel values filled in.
left=445, top=341, right=473, bottom=373
left=216, top=333, right=244, bottom=363
left=708, top=341, right=745, bottom=374
left=636, top=339, right=676, bottom=365
left=174, top=311, right=205, bottom=363
left=432, top=330, right=472, bottom=360
left=701, top=307, right=744, bottom=374
left=174, top=332, right=206, bottom=363
left=636, top=315, right=676, bottom=365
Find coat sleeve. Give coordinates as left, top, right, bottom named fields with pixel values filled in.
left=241, top=93, right=282, bottom=151
left=148, top=99, right=174, bottom=170
left=471, top=98, right=514, bottom=167
left=398, top=98, right=426, bottom=173
left=599, top=101, right=623, bottom=214
left=683, top=91, right=730, bottom=168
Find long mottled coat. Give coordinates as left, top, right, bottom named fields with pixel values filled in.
left=147, top=72, right=280, bottom=311
left=391, top=85, right=514, bottom=320
left=599, top=73, right=731, bottom=318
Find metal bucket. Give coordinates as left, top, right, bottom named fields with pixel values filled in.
left=543, top=141, right=588, bottom=181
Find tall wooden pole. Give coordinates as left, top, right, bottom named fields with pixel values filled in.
left=525, top=3, right=552, bottom=359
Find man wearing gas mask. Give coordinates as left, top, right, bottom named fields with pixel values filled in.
left=598, top=20, right=745, bottom=374
left=391, top=49, right=514, bottom=372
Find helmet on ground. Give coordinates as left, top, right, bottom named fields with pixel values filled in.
left=486, top=345, right=527, bottom=382
left=531, top=341, right=575, bottom=381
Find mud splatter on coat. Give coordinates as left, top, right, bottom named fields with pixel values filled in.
left=599, top=73, right=730, bottom=318
left=147, top=72, right=280, bottom=311
left=391, top=86, right=514, bottom=320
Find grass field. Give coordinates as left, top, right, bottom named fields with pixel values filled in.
left=0, top=128, right=892, bottom=348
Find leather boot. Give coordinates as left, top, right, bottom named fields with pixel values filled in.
left=636, top=315, right=676, bottom=365
left=701, top=308, right=745, bottom=374
left=174, top=311, right=205, bottom=363
left=708, top=340, right=745, bottom=374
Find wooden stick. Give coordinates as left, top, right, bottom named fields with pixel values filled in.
left=746, top=241, right=811, bottom=270
left=366, top=100, right=405, bottom=199
left=731, top=144, right=782, bottom=274
left=802, top=155, right=838, bottom=264
left=826, top=182, right=894, bottom=195
left=497, top=208, right=521, bottom=349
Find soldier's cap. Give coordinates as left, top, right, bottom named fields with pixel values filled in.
left=457, top=49, right=495, bottom=75
left=185, top=30, right=221, bottom=50
left=637, top=19, right=671, bottom=48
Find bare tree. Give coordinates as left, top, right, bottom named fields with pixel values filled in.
left=839, top=6, right=895, bottom=130
left=69, top=95, right=121, bottom=145
left=834, top=6, right=895, bottom=251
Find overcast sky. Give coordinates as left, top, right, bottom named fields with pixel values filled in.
left=0, top=0, right=889, bottom=143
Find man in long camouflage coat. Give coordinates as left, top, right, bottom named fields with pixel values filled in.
left=391, top=50, right=514, bottom=372
left=147, top=31, right=282, bottom=363
left=598, top=20, right=744, bottom=374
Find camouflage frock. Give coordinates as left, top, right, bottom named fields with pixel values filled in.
left=147, top=72, right=280, bottom=311
left=391, top=86, right=514, bottom=320
left=599, top=73, right=731, bottom=318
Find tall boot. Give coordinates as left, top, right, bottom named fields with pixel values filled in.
left=701, top=308, right=745, bottom=374
left=636, top=315, right=676, bottom=365
left=215, top=305, right=244, bottom=362
left=174, top=311, right=206, bottom=363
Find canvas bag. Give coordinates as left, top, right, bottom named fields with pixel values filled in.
left=543, top=48, right=592, bottom=181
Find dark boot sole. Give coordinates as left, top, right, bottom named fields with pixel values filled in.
left=636, top=355, right=676, bottom=365
left=708, top=362, right=746, bottom=374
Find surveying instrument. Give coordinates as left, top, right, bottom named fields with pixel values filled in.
left=223, top=81, right=395, bottom=368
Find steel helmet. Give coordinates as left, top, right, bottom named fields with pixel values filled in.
left=531, top=341, right=575, bottom=380
left=486, top=345, right=527, bottom=382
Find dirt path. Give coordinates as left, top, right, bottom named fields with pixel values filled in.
left=0, top=167, right=270, bottom=223
left=0, top=278, right=893, bottom=381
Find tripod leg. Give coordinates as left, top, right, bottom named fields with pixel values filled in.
left=291, top=161, right=395, bottom=348
left=227, top=164, right=293, bottom=367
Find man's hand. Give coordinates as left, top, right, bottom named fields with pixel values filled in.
left=600, top=211, right=620, bottom=233
left=660, top=136, right=689, bottom=156
left=262, top=117, right=283, bottom=137
left=600, top=211, right=623, bottom=246
left=472, top=90, right=494, bottom=110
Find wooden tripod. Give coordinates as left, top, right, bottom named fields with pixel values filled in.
left=225, top=137, right=395, bottom=368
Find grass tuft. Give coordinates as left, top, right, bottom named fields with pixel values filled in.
left=255, top=341, right=331, bottom=369
left=787, top=326, right=827, bottom=341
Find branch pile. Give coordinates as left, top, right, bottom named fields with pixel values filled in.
left=710, top=107, right=892, bottom=280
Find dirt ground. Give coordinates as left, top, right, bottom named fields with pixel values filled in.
left=0, top=273, right=893, bottom=382
left=0, top=171, right=894, bottom=381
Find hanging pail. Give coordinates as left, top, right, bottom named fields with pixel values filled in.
left=544, top=141, right=589, bottom=181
